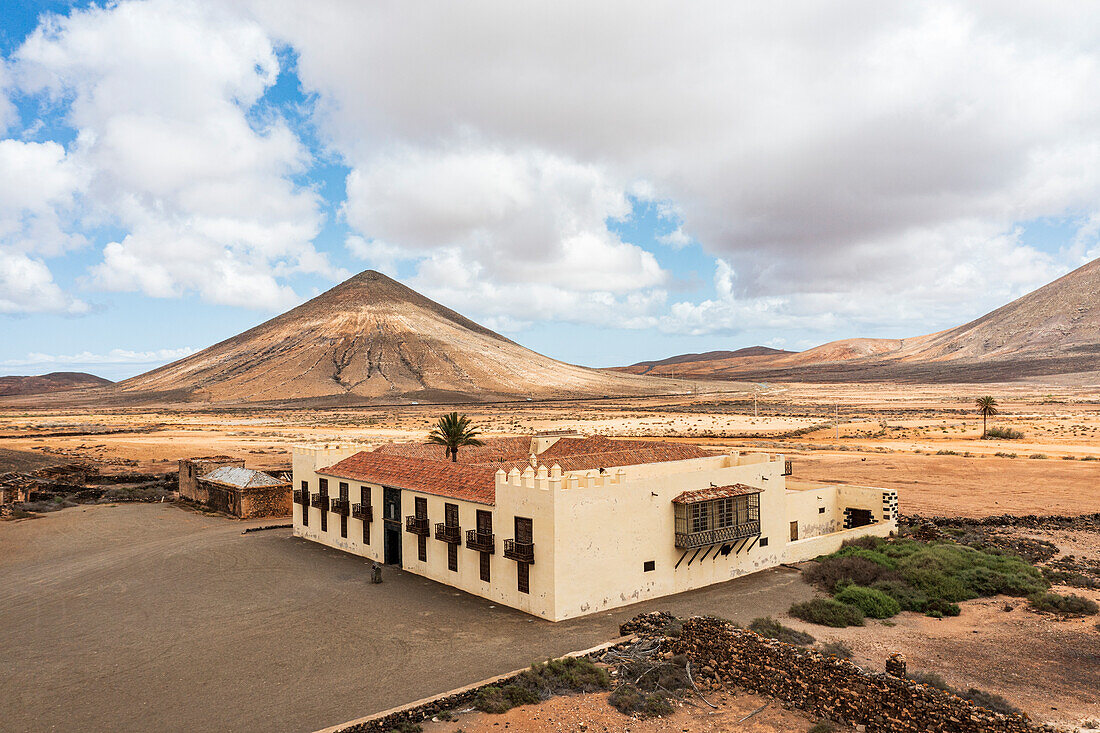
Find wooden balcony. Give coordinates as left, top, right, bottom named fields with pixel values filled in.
left=434, top=523, right=462, bottom=544
left=405, top=516, right=430, bottom=536
left=503, top=539, right=535, bottom=564
left=310, top=494, right=327, bottom=509
left=675, top=520, right=760, bottom=549
left=330, top=497, right=350, bottom=516
left=351, top=503, right=373, bottom=522
left=465, top=530, right=495, bottom=553
left=782, top=460, right=793, bottom=477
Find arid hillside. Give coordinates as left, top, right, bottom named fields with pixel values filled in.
left=0, top=372, right=113, bottom=397
left=106, top=270, right=683, bottom=404
left=615, top=257, right=1100, bottom=383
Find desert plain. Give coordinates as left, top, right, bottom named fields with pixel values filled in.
left=2, top=380, right=1098, bottom=732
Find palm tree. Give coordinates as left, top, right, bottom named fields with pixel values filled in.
left=975, top=396, right=998, bottom=437
left=427, top=412, right=484, bottom=462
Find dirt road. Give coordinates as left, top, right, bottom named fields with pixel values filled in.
left=0, top=503, right=814, bottom=733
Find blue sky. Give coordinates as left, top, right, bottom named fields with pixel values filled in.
left=2, top=2, right=1098, bottom=380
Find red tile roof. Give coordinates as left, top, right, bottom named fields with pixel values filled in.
left=373, top=437, right=533, bottom=466
left=672, top=484, right=761, bottom=504
left=320, top=452, right=500, bottom=505
left=338, top=436, right=720, bottom=505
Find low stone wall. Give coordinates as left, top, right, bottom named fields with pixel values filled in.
left=319, top=637, right=631, bottom=733
left=902, top=513, right=1100, bottom=531
left=671, top=615, right=1043, bottom=733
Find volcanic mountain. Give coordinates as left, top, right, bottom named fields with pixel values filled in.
left=114, top=270, right=679, bottom=404
left=614, top=257, right=1100, bottom=384
left=0, top=372, right=113, bottom=397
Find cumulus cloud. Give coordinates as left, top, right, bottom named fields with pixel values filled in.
left=14, top=0, right=332, bottom=310
left=0, top=250, right=87, bottom=315
left=242, top=0, right=1100, bottom=336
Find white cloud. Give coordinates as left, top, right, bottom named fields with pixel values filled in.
left=242, top=0, right=1100, bottom=336
left=1, top=346, right=194, bottom=367
left=14, top=0, right=331, bottom=310
left=344, top=146, right=663, bottom=294
left=0, top=250, right=86, bottom=315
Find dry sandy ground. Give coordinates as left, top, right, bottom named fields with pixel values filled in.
left=420, top=689, right=848, bottom=733
left=2, top=382, right=1097, bottom=517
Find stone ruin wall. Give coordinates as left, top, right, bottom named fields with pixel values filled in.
left=668, top=615, right=1041, bottom=733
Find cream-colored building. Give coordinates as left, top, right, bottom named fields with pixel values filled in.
left=292, top=434, right=897, bottom=621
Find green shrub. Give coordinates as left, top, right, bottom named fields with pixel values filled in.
left=925, top=598, right=961, bottom=617
left=835, top=585, right=901, bottom=618
left=608, top=684, right=673, bottom=718
left=1028, top=453, right=1047, bottom=459
left=749, top=616, right=815, bottom=646
left=830, top=546, right=899, bottom=569
left=993, top=452, right=1017, bottom=458
left=789, top=598, right=865, bottom=627
left=804, top=556, right=898, bottom=592
left=982, top=426, right=1023, bottom=439
left=871, top=580, right=929, bottom=612
left=1029, top=592, right=1099, bottom=616
left=473, top=686, right=511, bottom=714
left=820, top=640, right=853, bottom=659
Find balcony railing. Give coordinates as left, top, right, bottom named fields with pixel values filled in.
left=351, top=503, right=373, bottom=522
left=675, top=520, right=760, bottom=549
left=405, top=516, right=430, bottom=536
left=465, top=530, right=495, bottom=553
left=503, top=539, right=535, bottom=564
left=435, top=523, right=462, bottom=544
left=310, top=493, right=327, bottom=509
left=293, top=489, right=304, bottom=503
left=782, top=460, right=793, bottom=477
left=330, top=497, right=350, bottom=516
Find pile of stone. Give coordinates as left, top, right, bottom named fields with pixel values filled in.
left=667, top=615, right=1045, bottom=733
left=619, top=610, right=677, bottom=637
left=902, top=513, right=1100, bottom=532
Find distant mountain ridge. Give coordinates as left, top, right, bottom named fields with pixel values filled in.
left=111, top=270, right=680, bottom=404
left=0, top=372, right=113, bottom=397
left=611, top=257, right=1100, bottom=384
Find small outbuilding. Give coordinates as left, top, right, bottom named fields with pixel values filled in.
left=196, top=466, right=292, bottom=518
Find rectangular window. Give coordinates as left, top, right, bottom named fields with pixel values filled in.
left=319, top=478, right=328, bottom=532
left=480, top=551, right=491, bottom=582
left=445, top=503, right=458, bottom=527
left=759, top=537, right=769, bottom=547
left=790, top=521, right=799, bottom=541
left=717, top=497, right=733, bottom=528
left=690, top=503, right=708, bottom=533
left=476, top=509, right=492, bottom=535
left=362, top=486, right=371, bottom=545
left=515, top=516, right=532, bottom=544
left=448, top=543, right=458, bottom=572
left=818, top=506, right=826, bottom=514
left=517, top=560, right=529, bottom=594
left=301, top=480, right=309, bottom=527
left=415, top=496, right=427, bottom=519
left=418, top=535, right=427, bottom=562
left=339, top=482, right=349, bottom=538
left=643, top=560, right=655, bottom=572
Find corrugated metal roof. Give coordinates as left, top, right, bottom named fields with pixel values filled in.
left=199, top=466, right=288, bottom=489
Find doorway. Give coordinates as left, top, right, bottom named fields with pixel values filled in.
left=383, top=487, right=402, bottom=565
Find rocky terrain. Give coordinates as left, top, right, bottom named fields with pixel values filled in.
left=0, top=372, right=112, bottom=397
left=615, top=257, right=1100, bottom=384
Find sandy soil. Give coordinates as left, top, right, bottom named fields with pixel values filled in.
left=420, top=689, right=848, bottom=733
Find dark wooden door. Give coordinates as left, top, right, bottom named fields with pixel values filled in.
left=383, top=487, right=401, bottom=522
left=384, top=524, right=401, bottom=565
left=476, top=510, right=492, bottom=535
left=515, top=516, right=533, bottom=544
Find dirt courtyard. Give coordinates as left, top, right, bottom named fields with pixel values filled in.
left=0, top=503, right=816, bottom=733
